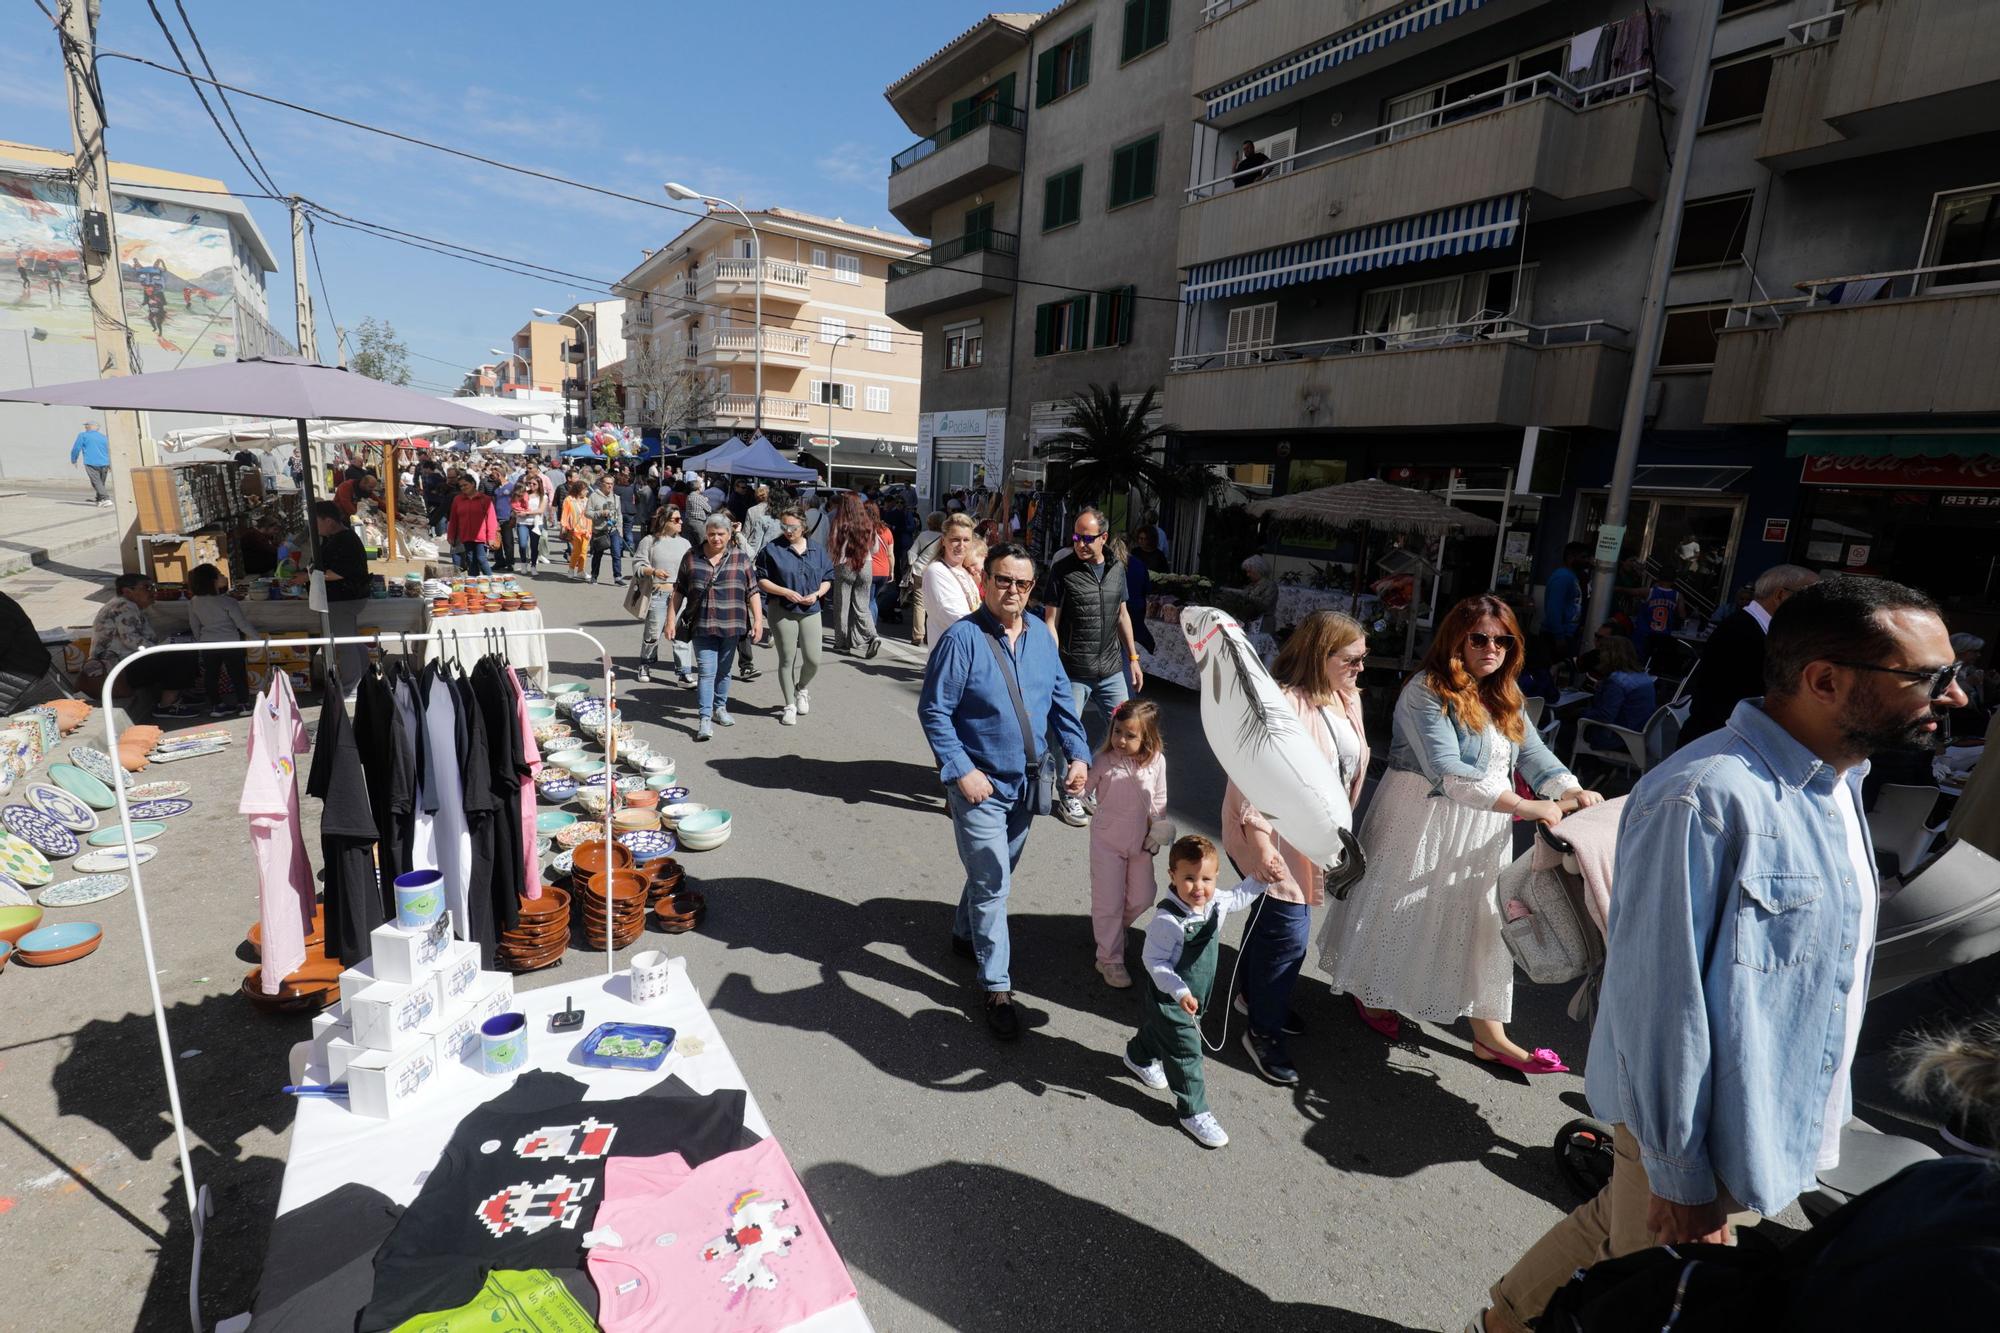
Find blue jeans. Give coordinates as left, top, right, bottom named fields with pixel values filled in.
left=590, top=528, right=625, bottom=581
left=459, top=541, right=491, bottom=575
left=1238, top=895, right=1309, bottom=1055
left=693, top=633, right=737, bottom=718
left=1070, top=669, right=1131, bottom=746
left=947, top=785, right=1035, bottom=993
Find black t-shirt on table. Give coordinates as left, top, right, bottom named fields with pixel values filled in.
left=319, top=526, right=371, bottom=601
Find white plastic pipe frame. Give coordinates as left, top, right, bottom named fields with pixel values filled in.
left=96, top=625, right=617, bottom=1332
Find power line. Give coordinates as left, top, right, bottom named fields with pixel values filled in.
left=141, top=0, right=273, bottom=197
left=304, top=213, right=339, bottom=360
left=170, top=0, right=284, bottom=197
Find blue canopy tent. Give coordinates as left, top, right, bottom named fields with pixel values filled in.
left=681, top=434, right=748, bottom=470
left=706, top=436, right=820, bottom=482
left=559, top=443, right=601, bottom=459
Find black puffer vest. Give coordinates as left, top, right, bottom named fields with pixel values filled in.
left=1048, top=550, right=1129, bottom=682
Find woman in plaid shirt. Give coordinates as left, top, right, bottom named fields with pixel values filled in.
left=670, top=513, right=766, bottom=742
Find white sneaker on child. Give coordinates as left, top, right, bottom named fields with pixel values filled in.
left=1096, top=959, right=1132, bottom=989
left=1180, top=1111, right=1229, bottom=1149
left=1121, top=1053, right=1168, bottom=1090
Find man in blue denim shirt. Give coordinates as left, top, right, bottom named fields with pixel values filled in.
left=919, top=543, right=1090, bottom=1040
left=1482, top=577, right=1966, bottom=1333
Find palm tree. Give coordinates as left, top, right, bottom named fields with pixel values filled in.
left=1037, top=382, right=1185, bottom=506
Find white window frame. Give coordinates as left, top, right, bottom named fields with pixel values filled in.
left=810, top=247, right=828, bottom=269
left=1222, top=302, right=1276, bottom=366
left=819, top=316, right=848, bottom=344
left=732, top=238, right=754, bottom=259
left=833, top=253, right=862, bottom=284
left=867, top=323, right=893, bottom=353
left=809, top=378, right=855, bottom=408
left=1251, top=130, right=1296, bottom=177
left=1384, top=38, right=1571, bottom=140
left=865, top=385, right=891, bottom=413
left=1358, top=264, right=1537, bottom=345
left=943, top=319, right=984, bottom=370
left=1919, top=181, right=2000, bottom=295
left=1701, top=44, right=1781, bottom=130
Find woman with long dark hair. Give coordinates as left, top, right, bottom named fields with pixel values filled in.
left=829, top=492, right=881, bottom=658
left=1317, top=595, right=1601, bottom=1074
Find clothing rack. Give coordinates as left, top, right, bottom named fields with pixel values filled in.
left=94, top=625, right=617, bottom=1332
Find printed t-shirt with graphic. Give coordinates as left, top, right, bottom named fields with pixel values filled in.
left=241, top=670, right=316, bottom=994
left=587, top=1137, right=856, bottom=1332
left=359, top=1072, right=755, bottom=1331
left=388, top=1269, right=596, bottom=1333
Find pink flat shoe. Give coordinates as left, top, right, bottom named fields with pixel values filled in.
left=1474, top=1042, right=1569, bottom=1075
left=1350, top=995, right=1404, bottom=1039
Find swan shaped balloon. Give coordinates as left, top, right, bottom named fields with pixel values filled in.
left=1180, top=605, right=1354, bottom=870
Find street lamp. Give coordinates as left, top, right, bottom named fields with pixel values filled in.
left=665, top=181, right=763, bottom=435
left=533, top=306, right=593, bottom=443
left=487, top=348, right=528, bottom=386
left=822, top=329, right=853, bottom=484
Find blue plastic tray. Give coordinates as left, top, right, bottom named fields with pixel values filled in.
left=575, top=1021, right=677, bottom=1071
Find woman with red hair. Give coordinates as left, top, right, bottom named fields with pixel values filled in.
left=829, top=493, right=882, bottom=658
left=1317, top=594, right=1601, bottom=1074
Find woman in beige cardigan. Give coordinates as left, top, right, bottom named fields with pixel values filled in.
left=1223, top=610, right=1372, bottom=1086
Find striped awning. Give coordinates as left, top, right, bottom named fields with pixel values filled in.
left=1203, top=0, right=1493, bottom=119
left=1182, top=194, right=1525, bottom=303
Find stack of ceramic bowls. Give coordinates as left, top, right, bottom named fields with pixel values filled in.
left=578, top=870, right=647, bottom=949
left=676, top=809, right=733, bottom=852
left=497, top=888, right=569, bottom=971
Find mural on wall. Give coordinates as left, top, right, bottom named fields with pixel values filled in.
left=1, top=173, right=248, bottom=368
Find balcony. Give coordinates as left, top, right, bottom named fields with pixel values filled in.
left=884, top=230, right=1018, bottom=322
left=714, top=393, right=815, bottom=427
left=887, top=103, right=1025, bottom=234
left=1758, top=1, right=2000, bottom=170
left=695, top=257, right=812, bottom=307
left=1179, top=73, right=1666, bottom=272
left=700, top=328, right=813, bottom=370
left=1706, top=264, right=2000, bottom=423
left=1166, top=318, right=1630, bottom=435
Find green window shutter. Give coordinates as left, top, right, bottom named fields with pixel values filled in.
left=948, top=95, right=972, bottom=140
left=1122, top=0, right=1145, bottom=61
left=1065, top=168, right=1081, bottom=225
left=1042, top=175, right=1061, bottom=230
left=1145, top=0, right=1169, bottom=52
left=1070, top=296, right=1090, bottom=350
left=1092, top=291, right=1112, bottom=347
left=1034, top=302, right=1053, bottom=356
left=995, top=73, right=1017, bottom=124
left=1110, top=145, right=1131, bottom=208
left=1074, top=27, right=1092, bottom=88
left=1035, top=48, right=1057, bottom=106
left=1116, top=286, right=1136, bottom=345
left=1133, top=135, right=1158, bottom=201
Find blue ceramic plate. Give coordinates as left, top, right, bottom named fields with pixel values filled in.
left=657, top=785, right=691, bottom=804
left=128, top=797, right=194, bottom=821
left=67, top=745, right=119, bottom=786
left=38, top=874, right=128, bottom=908
left=25, top=782, right=97, bottom=833
left=125, top=781, right=190, bottom=801
left=16, top=920, right=103, bottom=952
left=615, top=830, right=678, bottom=861
left=72, top=845, right=156, bottom=873
left=48, top=763, right=117, bottom=811
left=86, top=822, right=166, bottom=847
left=536, top=779, right=578, bottom=803
left=2, top=804, right=81, bottom=858
left=536, top=811, right=578, bottom=834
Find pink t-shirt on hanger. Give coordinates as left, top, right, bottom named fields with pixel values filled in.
left=239, top=671, right=316, bottom=993
left=508, top=666, right=543, bottom=899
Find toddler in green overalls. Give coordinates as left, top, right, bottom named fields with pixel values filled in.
left=1123, top=834, right=1269, bottom=1149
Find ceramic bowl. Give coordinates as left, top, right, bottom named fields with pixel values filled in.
left=536, top=811, right=578, bottom=835
left=612, top=809, right=660, bottom=833
left=525, top=703, right=557, bottom=722
left=575, top=790, right=610, bottom=818
left=570, top=838, right=634, bottom=878
left=677, top=808, right=732, bottom=852
left=581, top=868, right=650, bottom=906
left=548, top=682, right=589, bottom=696
left=657, top=785, right=691, bottom=804
left=0, top=938, right=11, bottom=972
left=536, top=777, right=578, bottom=803
left=0, top=903, right=45, bottom=946
left=554, top=822, right=604, bottom=849
left=613, top=776, right=647, bottom=796
left=14, top=919, right=103, bottom=966
left=622, top=788, right=660, bottom=810
left=641, top=755, right=676, bottom=777
left=515, top=887, right=570, bottom=923
left=551, top=750, right=598, bottom=774
left=659, top=801, right=707, bottom=830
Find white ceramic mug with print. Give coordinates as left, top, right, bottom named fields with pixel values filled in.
left=629, top=950, right=671, bottom=1007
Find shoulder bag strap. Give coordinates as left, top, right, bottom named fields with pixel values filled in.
left=980, top=627, right=1041, bottom=777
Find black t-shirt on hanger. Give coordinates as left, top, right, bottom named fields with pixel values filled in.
left=450, top=667, right=500, bottom=962
left=306, top=677, right=385, bottom=965
left=351, top=667, right=414, bottom=891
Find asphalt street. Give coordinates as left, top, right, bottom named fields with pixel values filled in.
left=4, top=562, right=1617, bottom=1332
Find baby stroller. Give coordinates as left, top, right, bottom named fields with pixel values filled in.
left=1503, top=818, right=2000, bottom=1213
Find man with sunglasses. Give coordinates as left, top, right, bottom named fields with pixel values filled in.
left=920, top=544, right=1091, bottom=1040
left=1481, top=576, right=1968, bottom=1333
left=1044, top=507, right=1145, bottom=827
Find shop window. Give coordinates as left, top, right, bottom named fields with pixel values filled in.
left=1674, top=192, right=1755, bottom=269
left=1108, top=134, right=1159, bottom=209
left=1121, top=0, right=1169, bottom=62
left=1660, top=305, right=1729, bottom=367
left=1042, top=165, right=1083, bottom=231
left=1924, top=186, right=2000, bottom=291
left=1035, top=27, right=1092, bottom=107
left=1702, top=48, right=1777, bottom=128
left=1033, top=295, right=1090, bottom=355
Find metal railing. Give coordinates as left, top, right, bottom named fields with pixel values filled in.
left=709, top=327, right=812, bottom=357
left=717, top=393, right=814, bottom=422
left=1722, top=258, right=2000, bottom=328
left=696, top=256, right=812, bottom=291
left=890, top=101, right=1026, bottom=175
left=1788, top=8, right=1847, bottom=45
left=1186, top=68, right=1659, bottom=202
left=888, top=228, right=1019, bottom=281
left=1169, top=316, right=1627, bottom=372
left=1198, top=0, right=1256, bottom=24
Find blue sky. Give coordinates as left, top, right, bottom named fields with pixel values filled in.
left=1, top=1, right=1003, bottom=392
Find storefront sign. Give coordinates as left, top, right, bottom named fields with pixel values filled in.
left=1941, top=493, right=2000, bottom=509
left=935, top=409, right=988, bottom=438
left=1801, top=454, right=2000, bottom=489
left=1593, top=523, right=1626, bottom=565
left=1762, top=518, right=1790, bottom=543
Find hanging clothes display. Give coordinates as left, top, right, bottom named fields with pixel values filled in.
left=305, top=667, right=387, bottom=966
left=417, top=663, right=472, bottom=934
left=469, top=656, right=524, bottom=953
left=240, top=670, right=316, bottom=994
left=391, top=661, right=432, bottom=873
left=508, top=667, right=544, bottom=901
left=351, top=662, right=416, bottom=894
left=454, top=665, right=501, bottom=963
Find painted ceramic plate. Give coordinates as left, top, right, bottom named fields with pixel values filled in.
left=154, top=734, right=231, bottom=752
left=73, top=845, right=157, bottom=873
left=146, top=744, right=225, bottom=763
left=553, top=822, right=601, bottom=849
left=163, top=728, right=231, bottom=746
left=86, top=821, right=167, bottom=847
left=128, top=798, right=194, bottom=821
left=68, top=745, right=119, bottom=786
left=38, top=874, right=128, bottom=908
left=2, top=805, right=80, bottom=859
left=616, top=829, right=677, bottom=861
left=0, top=833, right=54, bottom=887
left=25, top=782, right=97, bottom=833
left=126, top=781, right=191, bottom=801
left=49, top=763, right=117, bottom=811
left=549, top=849, right=575, bottom=879
left=542, top=736, right=583, bottom=753
left=0, top=871, right=31, bottom=908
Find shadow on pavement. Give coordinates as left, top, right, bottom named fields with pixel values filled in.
left=806, top=1160, right=1423, bottom=1332
left=705, top=755, right=946, bottom=815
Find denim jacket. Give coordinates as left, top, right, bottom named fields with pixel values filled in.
left=1584, top=700, right=1874, bottom=1216
left=1384, top=676, right=1575, bottom=801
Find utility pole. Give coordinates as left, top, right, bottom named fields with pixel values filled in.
left=288, top=197, right=318, bottom=363
left=58, top=0, right=145, bottom=573
left=1586, top=4, right=1722, bottom=637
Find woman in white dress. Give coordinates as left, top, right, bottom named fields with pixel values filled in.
left=1318, top=594, right=1602, bottom=1074
left=919, top=513, right=982, bottom=641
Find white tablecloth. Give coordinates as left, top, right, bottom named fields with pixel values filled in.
left=1273, top=585, right=1378, bottom=630
left=1138, top=616, right=1277, bottom=690
left=426, top=608, right=550, bottom=686
left=281, top=959, right=871, bottom=1332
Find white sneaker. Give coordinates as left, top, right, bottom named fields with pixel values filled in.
left=795, top=688, right=810, bottom=715
left=1121, top=1052, right=1168, bottom=1090
left=711, top=708, right=734, bottom=727
left=1096, top=959, right=1132, bottom=989
left=779, top=706, right=797, bottom=726
left=635, top=666, right=652, bottom=684
left=1180, top=1111, right=1229, bottom=1149
left=1056, top=793, right=1091, bottom=827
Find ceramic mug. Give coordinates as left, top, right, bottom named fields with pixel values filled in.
left=480, top=1012, right=528, bottom=1076
left=392, top=869, right=445, bottom=929
left=630, top=950, right=671, bottom=1007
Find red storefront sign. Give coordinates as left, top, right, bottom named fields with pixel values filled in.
left=1800, top=454, right=2000, bottom=488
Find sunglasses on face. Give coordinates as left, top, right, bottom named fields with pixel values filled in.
left=1072, top=531, right=1105, bottom=544
left=1832, top=658, right=1965, bottom=700
left=1465, top=633, right=1516, bottom=651
left=990, top=575, right=1034, bottom=591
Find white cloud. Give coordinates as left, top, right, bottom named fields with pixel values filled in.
left=818, top=140, right=885, bottom=186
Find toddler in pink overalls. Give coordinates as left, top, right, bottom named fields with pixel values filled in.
left=1086, top=699, right=1169, bottom=988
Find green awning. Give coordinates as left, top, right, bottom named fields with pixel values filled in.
left=1786, top=431, right=2000, bottom=459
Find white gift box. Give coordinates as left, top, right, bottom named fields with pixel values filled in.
left=430, top=941, right=482, bottom=1012
left=323, top=1032, right=365, bottom=1081
left=344, top=1036, right=441, bottom=1120
left=348, top=979, right=440, bottom=1052
left=309, top=1011, right=350, bottom=1070
left=422, top=972, right=516, bottom=1065
left=368, top=913, right=454, bottom=985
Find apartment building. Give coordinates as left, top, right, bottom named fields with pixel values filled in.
left=885, top=0, right=1193, bottom=509
left=558, top=298, right=626, bottom=398
left=616, top=208, right=925, bottom=483
left=504, top=319, right=571, bottom=395
left=1168, top=0, right=2000, bottom=631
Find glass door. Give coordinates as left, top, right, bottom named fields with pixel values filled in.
left=1573, top=492, right=1746, bottom=623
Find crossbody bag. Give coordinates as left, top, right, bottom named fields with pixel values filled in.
left=1317, top=704, right=1369, bottom=900
left=981, top=630, right=1059, bottom=817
